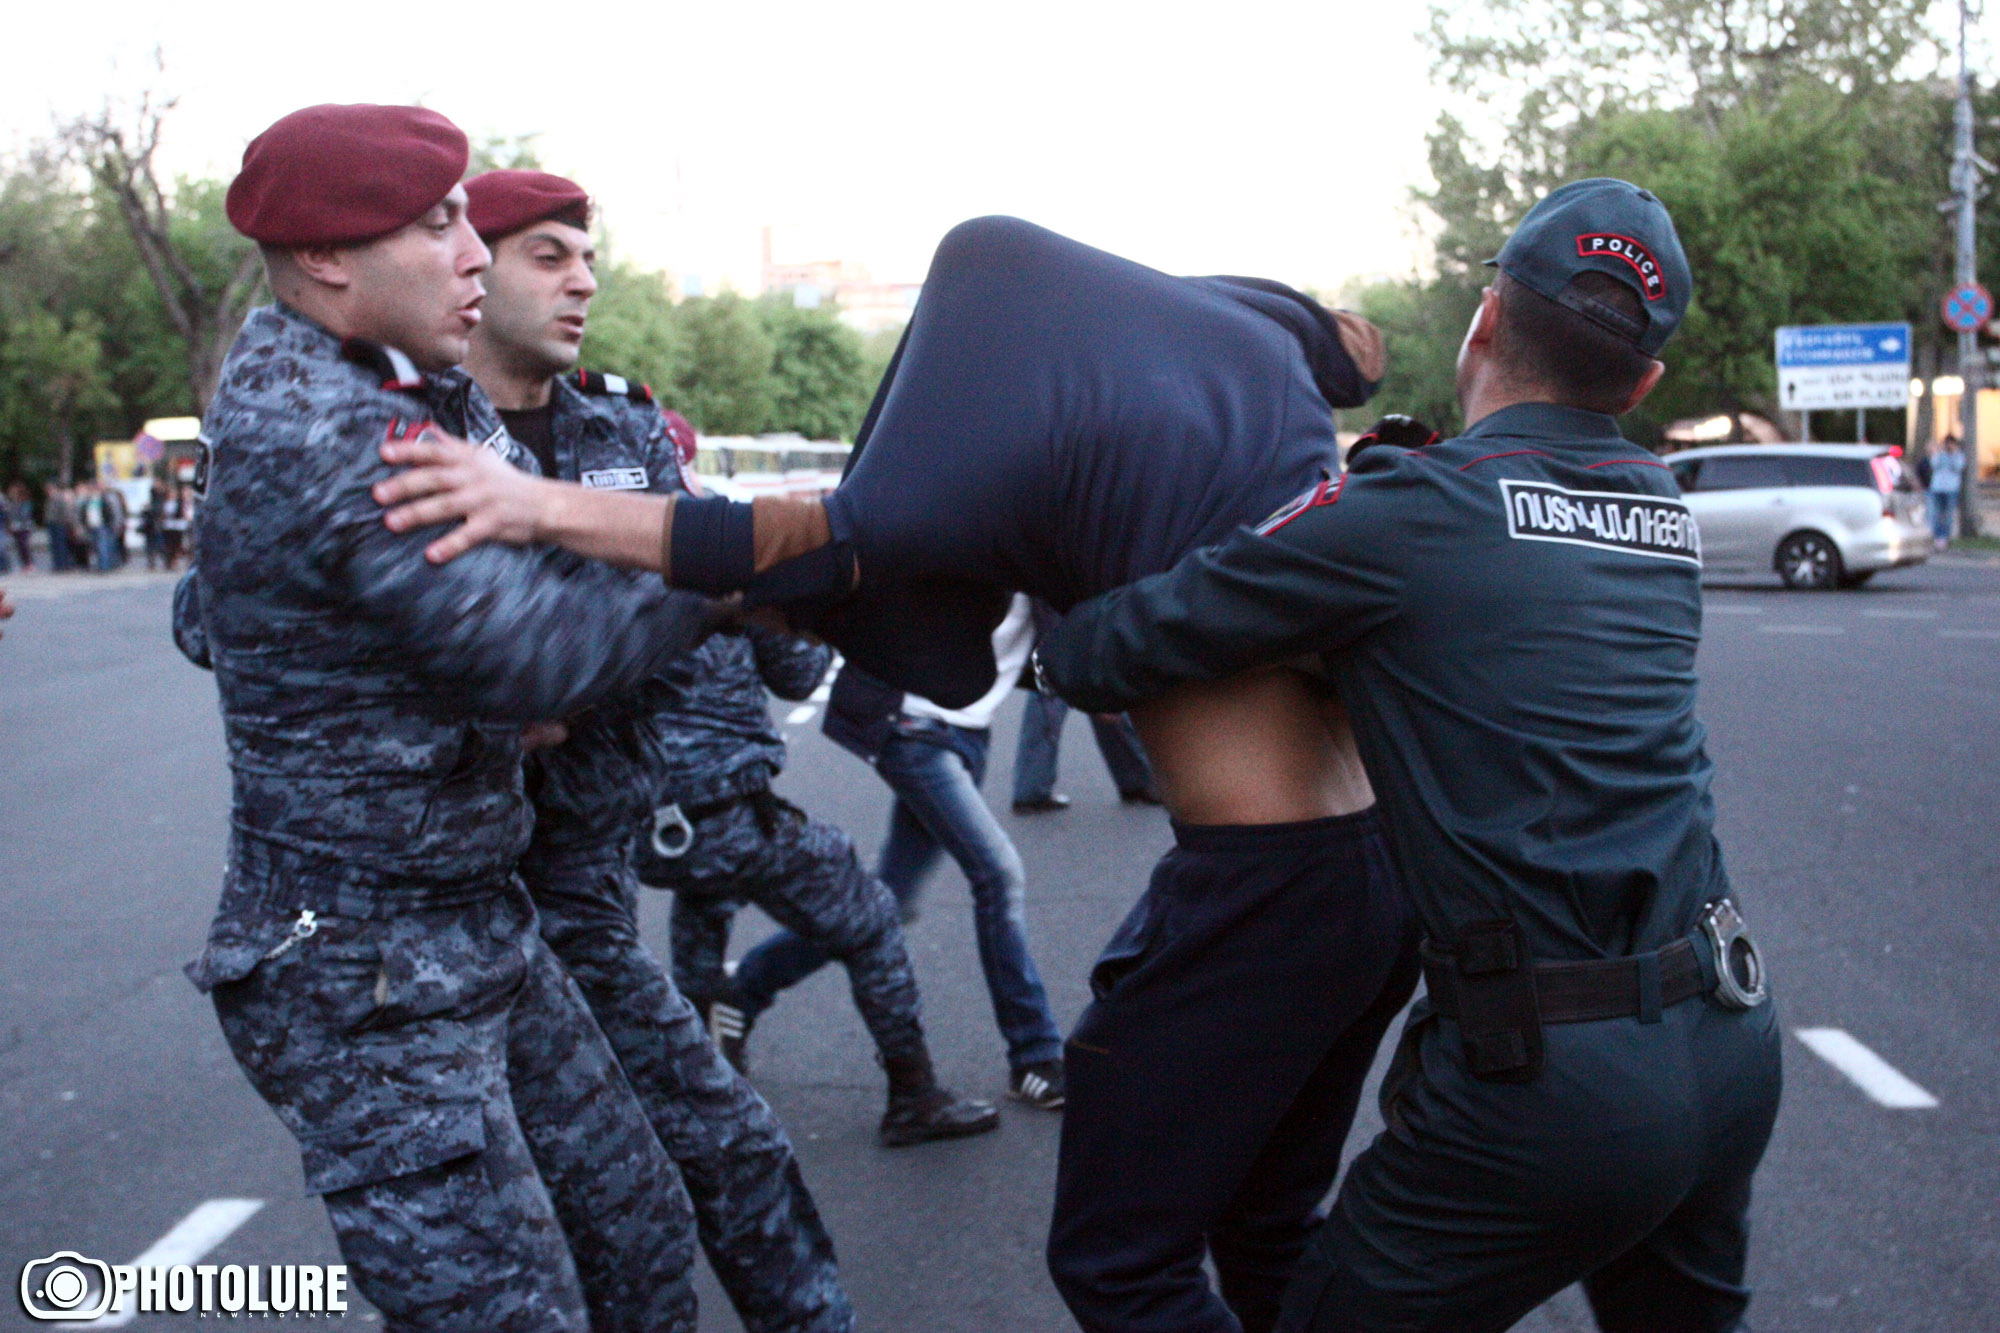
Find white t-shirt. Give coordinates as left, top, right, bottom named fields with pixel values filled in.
left=901, top=594, right=1035, bottom=731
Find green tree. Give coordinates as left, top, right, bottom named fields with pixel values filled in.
left=63, top=93, right=264, bottom=412
left=1376, top=0, right=1978, bottom=445
left=579, top=258, right=686, bottom=393
left=0, top=309, right=116, bottom=483
left=756, top=296, right=874, bottom=439
left=668, top=293, right=774, bottom=434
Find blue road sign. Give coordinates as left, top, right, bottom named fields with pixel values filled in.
left=1775, top=323, right=1913, bottom=412
left=1775, top=323, right=1912, bottom=367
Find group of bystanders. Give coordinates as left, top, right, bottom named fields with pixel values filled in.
left=0, top=478, right=195, bottom=574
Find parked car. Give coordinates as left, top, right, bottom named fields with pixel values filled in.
left=1665, top=444, right=1928, bottom=590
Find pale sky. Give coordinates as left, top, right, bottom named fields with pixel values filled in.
left=0, top=1, right=1443, bottom=296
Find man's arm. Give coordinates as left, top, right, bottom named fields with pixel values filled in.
left=1039, top=472, right=1404, bottom=713
left=311, top=416, right=723, bottom=723
left=370, top=434, right=844, bottom=598
left=171, top=570, right=210, bottom=669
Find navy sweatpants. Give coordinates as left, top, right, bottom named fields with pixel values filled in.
left=1048, top=811, right=1419, bottom=1333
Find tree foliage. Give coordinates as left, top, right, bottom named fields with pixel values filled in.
left=1353, top=0, right=1988, bottom=447
left=578, top=272, right=884, bottom=440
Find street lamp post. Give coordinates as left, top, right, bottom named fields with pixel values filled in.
left=1952, top=0, right=1986, bottom=536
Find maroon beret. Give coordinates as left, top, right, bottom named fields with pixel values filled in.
left=226, top=104, right=469, bottom=247
left=465, top=170, right=592, bottom=242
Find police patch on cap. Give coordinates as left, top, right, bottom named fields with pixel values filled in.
left=1488, top=178, right=1693, bottom=356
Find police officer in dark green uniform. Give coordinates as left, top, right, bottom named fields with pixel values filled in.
left=1038, top=179, right=1783, bottom=1333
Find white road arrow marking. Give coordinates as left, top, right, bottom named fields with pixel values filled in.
left=1795, top=1028, right=1938, bottom=1109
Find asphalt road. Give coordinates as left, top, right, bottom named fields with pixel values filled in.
left=1, top=556, right=1996, bottom=1331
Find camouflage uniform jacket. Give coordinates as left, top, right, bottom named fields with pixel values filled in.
left=652, top=628, right=831, bottom=810
left=518, top=373, right=830, bottom=855
left=178, top=303, right=714, bottom=916
left=522, top=372, right=706, bottom=870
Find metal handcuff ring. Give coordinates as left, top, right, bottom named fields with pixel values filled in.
left=650, top=803, right=695, bottom=859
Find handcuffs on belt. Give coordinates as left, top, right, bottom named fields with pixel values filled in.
left=1700, top=898, right=1769, bottom=1010
left=650, top=802, right=694, bottom=859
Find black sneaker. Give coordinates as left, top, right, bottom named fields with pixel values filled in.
left=706, top=994, right=753, bottom=1074
left=1009, top=1059, right=1066, bottom=1110
left=1011, top=793, right=1072, bottom=814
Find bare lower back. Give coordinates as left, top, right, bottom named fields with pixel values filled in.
left=1127, top=666, right=1374, bottom=826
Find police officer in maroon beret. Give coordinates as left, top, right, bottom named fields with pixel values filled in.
left=176, top=105, right=728, bottom=1331
left=456, top=168, right=860, bottom=1331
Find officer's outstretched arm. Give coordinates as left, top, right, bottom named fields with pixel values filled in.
left=1040, top=478, right=1402, bottom=714
left=317, top=422, right=720, bottom=722
left=373, top=432, right=848, bottom=600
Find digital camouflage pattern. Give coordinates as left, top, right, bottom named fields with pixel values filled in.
left=520, top=372, right=707, bottom=866
left=519, top=370, right=854, bottom=1333
left=532, top=867, right=853, bottom=1333
left=651, top=626, right=831, bottom=810
left=179, top=303, right=717, bottom=1328
left=187, top=887, right=699, bottom=1332
left=180, top=303, right=716, bottom=915
left=643, top=789, right=929, bottom=1066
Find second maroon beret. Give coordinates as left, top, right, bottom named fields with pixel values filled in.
left=464, top=170, right=592, bottom=243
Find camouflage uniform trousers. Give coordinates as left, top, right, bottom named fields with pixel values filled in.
left=191, top=883, right=698, bottom=1333
left=647, top=788, right=927, bottom=1064
left=526, top=855, right=856, bottom=1333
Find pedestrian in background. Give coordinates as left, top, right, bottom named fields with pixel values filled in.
left=101, top=483, right=129, bottom=570
left=141, top=484, right=169, bottom=571
left=1011, top=599, right=1160, bottom=814
left=1930, top=434, right=1967, bottom=551
left=44, top=484, right=74, bottom=572
left=4, top=482, right=33, bottom=571
left=793, top=593, right=1070, bottom=1109
left=162, top=485, right=193, bottom=569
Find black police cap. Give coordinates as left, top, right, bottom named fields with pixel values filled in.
left=1487, top=178, right=1692, bottom=356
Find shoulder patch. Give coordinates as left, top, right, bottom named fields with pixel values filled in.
left=575, top=370, right=656, bottom=403
left=1500, top=479, right=1699, bottom=564
left=193, top=434, right=214, bottom=497
left=1255, top=470, right=1343, bottom=535
left=341, top=338, right=428, bottom=394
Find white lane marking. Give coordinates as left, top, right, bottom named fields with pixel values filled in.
left=1704, top=604, right=1765, bottom=616
left=101, top=1198, right=265, bottom=1326
left=1756, top=623, right=1845, bottom=635
left=809, top=684, right=832, bottom=703
left=785, top=704, right=818, bottom=725
left=1860, top=608, right=1940, bottom=620
left=1794, top=1029, right=1938, bottom=1109
left=1939, top=628, right=2000, bottom=640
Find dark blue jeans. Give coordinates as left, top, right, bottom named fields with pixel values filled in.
left=737, top=718, right=1064, bottom=1070
left=1011, top=691, right=1154, bottom=804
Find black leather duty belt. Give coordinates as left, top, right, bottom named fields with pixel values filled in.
left=1420, top=935, right=1705, bottom=1026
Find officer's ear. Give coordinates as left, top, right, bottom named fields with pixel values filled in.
left=1617, top=359, right=1667, bottom=415
left=290, top=244, right=356, bottom=293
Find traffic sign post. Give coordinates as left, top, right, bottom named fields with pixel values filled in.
left=1942, top=283, right=1992, bottom=334
left=1775, top=323, right=1913, bottom=441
